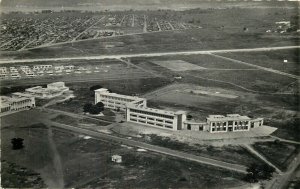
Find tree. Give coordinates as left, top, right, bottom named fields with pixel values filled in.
left=89, top=105, right=102, bottom=114
left=11, top=138, right=24, bottom=150
left=83, top=103, right=93, bottom=113
left=244, top=163, right=275, bottom=183
left=89, top=85, right=103, bottom=91
left=187, top=115, right=193, bottom=120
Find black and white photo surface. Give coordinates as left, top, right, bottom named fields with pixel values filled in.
left=0, top=0, right=299, bottom=188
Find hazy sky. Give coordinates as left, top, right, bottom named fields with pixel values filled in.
left=0, top=0, right=297, bottom=11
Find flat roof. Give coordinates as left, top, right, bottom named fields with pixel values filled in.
left=95, top=88, right=145, bottom=101
left=1, top=95, right=32, bottom=103
left=127, top=103, right=185, bottom=116
left=207, top=114, right=251, bottom=122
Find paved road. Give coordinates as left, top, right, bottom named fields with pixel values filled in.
left=265, top=152, right=300, bottom=189
left=39, top=107, right=114, bottom=124
left=270, top=135, right=300, bottom=145
left=209, top=53, right=300, bottom=80
left=243, top=144, right=282, bottom=174
left=1, top=46, right=299, bottom=64
left=45, top=119, right=247, bottom=174
left=72, top=16, right=106, bottom=42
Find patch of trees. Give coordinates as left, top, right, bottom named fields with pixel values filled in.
left=11, top=138, right=24, bottom=150
left=1, top=84, right=47, bottom=95
left=89, top=85, right=103, bottom=91
left=89, top=85, right=104, bottom=97
left=83, top=102, right=104, bottom=114
left=243, top=163, right=275, bottom=183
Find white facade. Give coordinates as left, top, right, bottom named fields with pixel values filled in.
left=94, top=89, right=264, bottom=133
left=14, top=82, right=69, bottom=99
left=111, top=155, right=122, bottom=163
left=126, top=103, right=187, bottom=131
left=95, top=88, right=146, bottom=111
left=206, top=114, right=251, bottom=133
left=0, top=96, right=35, bottom=113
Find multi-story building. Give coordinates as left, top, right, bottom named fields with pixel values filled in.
left=0, top=95, right=35, bottom=113
left=206, top=114, right=252, bottom=133
left=94, top=89, right=264, bottom=133
left=126, top=103, right=187, bottom=131
left=95, top=88, right=146, bottom=111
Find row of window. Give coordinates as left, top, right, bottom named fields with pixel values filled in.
left=211, top=121, right=250, bottom=126
left=212, top=127, right=227, bottom=132
left=235, top=126, right=249, bottom=130
left=129, top=118, right=173, bottom=128
left=130, top=108, right=174, bottom=120
left=100, top=95, right=133, bottom=102
left=130, top=113, right=173, bottom=124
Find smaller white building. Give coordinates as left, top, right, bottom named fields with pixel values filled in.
left=33, top=65, right=53, bottom=71
left=14, top=82, right=69, bottom=99
left=0, top=95, right=35, bottom=113
left=111, top=155, right=122, bottom=163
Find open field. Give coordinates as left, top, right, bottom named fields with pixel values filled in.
left=130, top=54, right=299, bottom=94
left=1, top=160, right=46, bottom=188
left=51, top=114, right=110, bottom=127
left=217, top=49, right=300, bottom=76
left=1, top=110, right=247, bottom=188
left=151, top=60, right=206, bottom=71
left=0, top=28, right=298, bottom=60
left=187, top=69, right=296, bottom=93
left=252, top=141, right=300, bottom=171
left=134, top=54, right=257, bottom=70
left=133, top=134, right=264, bottom=167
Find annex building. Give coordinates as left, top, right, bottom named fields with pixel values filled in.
left=95, top=89, right=264, bottom=133
left=13, top=82, right=69, bottom=99
left=0, top=95, right=35, bottom=113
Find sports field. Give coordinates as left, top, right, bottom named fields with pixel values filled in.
left=151, top=60, right=206, bottom=71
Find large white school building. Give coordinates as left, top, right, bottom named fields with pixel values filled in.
left=95, top=89, right=264, bottom=133
left=126, top=103, right=187, bottom=130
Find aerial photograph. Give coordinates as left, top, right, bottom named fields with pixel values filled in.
left=0, top=0, right=299, bottom=188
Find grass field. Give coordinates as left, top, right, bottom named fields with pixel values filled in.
left=51, top=114, right=110, bottom=127
left=252, top=141, right=300, bottom=171
left=1, top=27, right=298, bottom=60
left=187, top=69, right=296, bottom=93
left=139, top=134, right=264, bottom=167
left=134, top=54, right=256, bottom=70
left=1, top=110, right=247, bottom=188
left=217, top=49, right=300, bottom=76
left=1, top=160, right=46, bottom=188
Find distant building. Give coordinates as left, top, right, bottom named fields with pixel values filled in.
left=13, top=82, right=69, bottom=99
left=0, top=95, right=35, bottom=113
left=111, top=155, right=122, bottom=163
left=33, top=65, right=52, bottom=71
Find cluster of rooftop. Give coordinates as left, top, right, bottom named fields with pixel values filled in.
left=95, top=88, right=263, bottom=133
